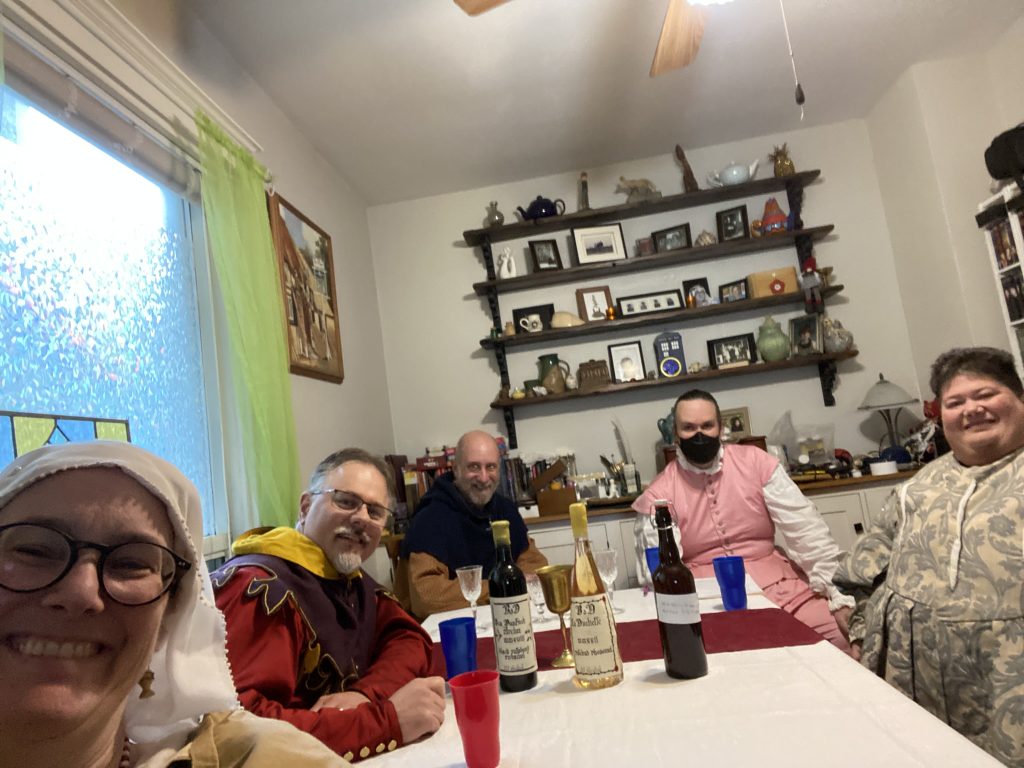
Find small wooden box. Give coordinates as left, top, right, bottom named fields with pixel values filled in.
left=747, top=266, right=799, bottom=298
left=536, top=487, right=579, bottom=517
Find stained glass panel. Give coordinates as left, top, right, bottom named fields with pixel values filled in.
left=0, top=86, right=218, bottom=534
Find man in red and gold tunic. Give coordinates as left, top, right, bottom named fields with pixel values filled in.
left=212, top=448, right=444, bottom=762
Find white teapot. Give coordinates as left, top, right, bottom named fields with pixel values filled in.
left=707, top=159, right=759, bottom=187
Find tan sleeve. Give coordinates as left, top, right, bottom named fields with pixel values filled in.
left=408, top=551, right=487, bottom=619
left=515, top=537, right=549, bottom=574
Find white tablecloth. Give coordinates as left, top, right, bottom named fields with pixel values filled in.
left=372, top=642, right=998, bottom=767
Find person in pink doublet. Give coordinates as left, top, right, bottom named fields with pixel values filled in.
left=633, top=390, right=852, bottom=651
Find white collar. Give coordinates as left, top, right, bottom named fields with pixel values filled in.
left=676, top=443, right=725, bottom=475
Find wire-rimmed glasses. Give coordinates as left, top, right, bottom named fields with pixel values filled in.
left=0, top=522, right=191, bottom=606
left=309, top=488, right=392, bottom=527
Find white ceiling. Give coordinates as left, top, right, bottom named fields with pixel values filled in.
left=181, top=0, right=1023, bottom=205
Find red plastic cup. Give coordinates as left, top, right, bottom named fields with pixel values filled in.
left=449, top=669, right=500, bottom=768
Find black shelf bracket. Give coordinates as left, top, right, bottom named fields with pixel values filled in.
left=818, top=360, right=838, bottom=406
left=502, top=406, right=518, bottom=449
left=494, top=344, right=510, bottom=389
left=785, top=176, right=806, bottom=230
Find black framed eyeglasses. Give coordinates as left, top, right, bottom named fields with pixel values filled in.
left=309, top=489, right=393, bottom=525
left=0, top=523, right=192, bottom=606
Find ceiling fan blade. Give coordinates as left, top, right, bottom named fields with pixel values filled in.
left=454, top=0, right=511, bottom=16
left=650, top=0, right=706, bottom=77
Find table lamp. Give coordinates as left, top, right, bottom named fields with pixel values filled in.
left=858, top=373, right=918, bottom=463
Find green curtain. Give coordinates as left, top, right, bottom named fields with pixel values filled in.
left=195, top=110, right=300, bottom=529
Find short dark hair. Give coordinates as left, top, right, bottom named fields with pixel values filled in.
left=673, top=389, right=722, bottom=426
left=929, top=347, right=1023, bottom=399
left=308, top=448, right=397, bottom=508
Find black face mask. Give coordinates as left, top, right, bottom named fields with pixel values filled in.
left=678, top=432, right=721, bottom=465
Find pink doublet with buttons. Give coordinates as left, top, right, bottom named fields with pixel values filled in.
left=633, top=444, right=849, bottom=649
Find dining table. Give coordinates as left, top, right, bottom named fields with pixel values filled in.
left=378, top=579, right=1000, bottom=767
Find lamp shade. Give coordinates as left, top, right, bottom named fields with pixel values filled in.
left=858, top=373, right=918, bottom=411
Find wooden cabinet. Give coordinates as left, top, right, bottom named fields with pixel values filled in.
left=462, top=170, right=856, bottom=447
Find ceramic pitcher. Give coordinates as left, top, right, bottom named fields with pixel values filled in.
left=537, top=354, right=570, bottom=394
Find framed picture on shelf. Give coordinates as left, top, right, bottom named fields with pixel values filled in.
left=707, top=333, right=757, bottom=369
left=719, top=278, right=749, bottom=303
left=716, top=204, right=750, bottom=242
left=682, top=277, right=713, bottom=307
left=789, top=314, right=823, bottom=355
left=720, top=407, right=751, bottom=440
left=651, top=223, right=692, bottom=253
left=512, top=303, right=555, bottom=335
left=267, top=192, right=345, bottom=383
left=608, top=340, right=646, bottom=383
left=617, top=289, right=684, bottom=317
left=528, top=239, right=563, bottom=271
left=576, top=286, right=613, bottom=322
left=573, top=223, right=627, bottom=265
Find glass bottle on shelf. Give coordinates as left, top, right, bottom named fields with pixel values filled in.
left=568, top=502, right=623, bottom=689
left=488, top=521, right=538, bottom=692
left=651, top=500, right=707, bottom=679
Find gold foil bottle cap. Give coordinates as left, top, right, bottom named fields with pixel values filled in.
left=569, top=502, right=588, bottom=539
left=491, top=520, right=511, bottom=545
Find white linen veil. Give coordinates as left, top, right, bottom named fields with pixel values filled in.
left=0, top=440, right=240, bottom=755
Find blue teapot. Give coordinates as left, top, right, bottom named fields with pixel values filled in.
left=517, top=195, right=565, bottom=221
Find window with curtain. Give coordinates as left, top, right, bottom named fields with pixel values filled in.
left=0, top=83, right=225, bottom=540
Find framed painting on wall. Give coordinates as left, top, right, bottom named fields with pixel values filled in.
left=267, top=193, right=345, bottom=383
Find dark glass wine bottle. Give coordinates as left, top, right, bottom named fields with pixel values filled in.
left=488, top=520, right=537, bottom=692
left=651, top=500, right=708, bottom=679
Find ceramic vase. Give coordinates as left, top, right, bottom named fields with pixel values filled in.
left=757, top=316, right=791, bottom=362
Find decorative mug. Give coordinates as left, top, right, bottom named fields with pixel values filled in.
left=519, top=314, right=543, bottom=333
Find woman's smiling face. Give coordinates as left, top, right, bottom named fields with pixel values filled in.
left=940, top=374, right=1024, bottom=466
left=0, top=467, right=173, bottom=734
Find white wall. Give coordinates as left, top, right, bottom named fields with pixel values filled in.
left=110, top=0, right=395, bottom=478
left=369, top=120, right=918, bottom=484
left=867, top=22, right=1024, bottom=397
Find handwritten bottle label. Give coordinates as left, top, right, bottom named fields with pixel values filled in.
left=490, top=594, right=538, bottom=674
left=570, top=594, right=620, bottom=677
left=654, top=592, right=701, bottom=625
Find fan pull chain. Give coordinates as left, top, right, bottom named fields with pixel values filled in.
left=778, top=0, right=804, bottom=120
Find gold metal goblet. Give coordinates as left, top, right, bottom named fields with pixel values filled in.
left=535, top=564, right=574, bottom=668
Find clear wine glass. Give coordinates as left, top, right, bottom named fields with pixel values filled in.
left=525, top=572, right=549, bottom=623
left=593, top=549, right=623, bottom=614
left=456, top=564, right=483, bottom=625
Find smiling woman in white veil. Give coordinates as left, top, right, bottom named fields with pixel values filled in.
left=0, top=441, right=348, bottom=768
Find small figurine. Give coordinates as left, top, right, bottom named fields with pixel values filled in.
left=615, top=176, right=662, bottom=204
left=800, top=256, right=824, bottom=314
left=687, top=361, right=707, bottom=374
left=564, top=372, right=579, bottom=391
left=674, top=145, right=700, bottom=193
left=752, top=197, right=789, bottom=236
left=496, top=246, right=516, bottom=279
left=578, top=172, right=591, bottom=211
left=510, top=387, right=526, bottom=400
left=822, top=316, right=854, bottom=353
left=769, top=144, right=796, bottom=177
left=484, top=201, right=505, bottom=227
left=694, top=230, right=717, bottom=247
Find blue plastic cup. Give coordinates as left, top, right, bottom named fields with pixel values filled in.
left=644, top=546, right=661, bottom=576
left=439, top=617, right=478, bottom=679
left=713, top=555, right=747, bottom=611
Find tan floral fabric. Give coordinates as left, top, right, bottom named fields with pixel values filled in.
left=834, top=448, right=1024, bottom=767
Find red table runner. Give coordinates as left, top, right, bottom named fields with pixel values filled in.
left=431, top=608, right=822, bottom=677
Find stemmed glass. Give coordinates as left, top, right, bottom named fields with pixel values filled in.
left=525, top=572, right=550, bottom=623
left=456, top=565, right=484, bottom=626
left=593, top=550, right=623, bottom=614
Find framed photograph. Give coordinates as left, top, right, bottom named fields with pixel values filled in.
left=789, top=315, right=823, bottom=355
left=267, top=192, right=344, bottom=383
left=651, top=223, right=692, bottom=253
left=707, top=333, right=758, bottom=370
left=682, top=278, right=713, bottom=307
left=617, top=289, right=684, bottom=317
left=512, top=303, right=555, bottom=335
left=607, top=341, right=646, bottom=383
left=528, top=239, right=563, bottom=272
left=716, top=204, right=750, bottom=242
left=719, top=278, right=749, bottom=303
left=572, top=223, right=627, bottom=265
left=720, top=407, right=751, bottom=440
left=576, top=286, right=613, bottom=322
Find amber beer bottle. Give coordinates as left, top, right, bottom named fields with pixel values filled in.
left=651, top=500, right=708, bottom=679
left=568, top=502, right=623, bottom=689
left=488, top=521, right=538, bottom=692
